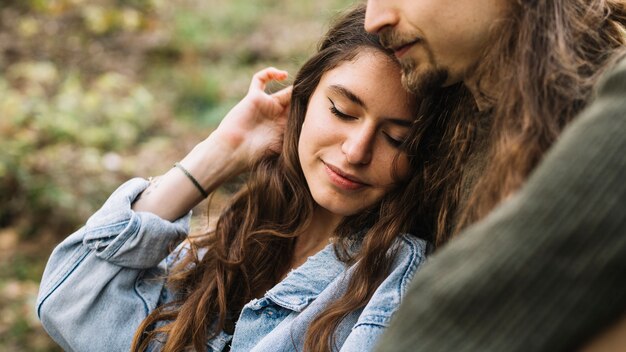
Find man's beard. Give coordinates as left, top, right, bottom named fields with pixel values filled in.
left=399, top=57, right=448, bottom=98
left=379, top=28, right=448, bottom=98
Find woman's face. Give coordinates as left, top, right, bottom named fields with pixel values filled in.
left=298, top=49, right=416, bottom=220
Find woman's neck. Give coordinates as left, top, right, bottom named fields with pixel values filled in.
left=290, top=207, right=342, bottom=271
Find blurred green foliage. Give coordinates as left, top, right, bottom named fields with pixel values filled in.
left=0, top=64, right=161, bottom=235
left=0, top=0, right=352, bottom=350
left=0, top=0, right=353, bottom=235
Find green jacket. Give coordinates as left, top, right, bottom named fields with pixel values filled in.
left=377, top=57, right=626, bottom=351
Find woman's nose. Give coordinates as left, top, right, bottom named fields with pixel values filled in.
left=342, top=126, right=375, bottom=165
left=364, top=0, right=400, bottom=34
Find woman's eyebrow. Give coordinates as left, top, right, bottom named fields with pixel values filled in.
left=328, top=84, right=412, bottom=127
left=329, top=85, right=366, bottom=108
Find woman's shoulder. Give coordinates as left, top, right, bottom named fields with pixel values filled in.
left=354, top=234, right=429, bottom=328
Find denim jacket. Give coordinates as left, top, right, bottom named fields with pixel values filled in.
left=37, top=178, right=428, bottom=351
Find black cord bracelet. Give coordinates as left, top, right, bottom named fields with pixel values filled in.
left=174, top=162, right=209, bottom=198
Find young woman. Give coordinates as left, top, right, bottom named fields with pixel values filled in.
left=37, top=6, right=427, bottom=352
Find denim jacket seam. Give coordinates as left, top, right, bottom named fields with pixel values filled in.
left=37, top=236, right=91, bottom=303
left=133, top=271, right=152, bottom=316
left=397, top=234, right=426, bottom=300
left=36, top=244, right=92, bottom=318
left=352, top=317, right=389, bottom=329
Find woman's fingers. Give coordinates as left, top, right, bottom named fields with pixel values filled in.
left=272, top=85, right=293, bottom=108
left=249, top=67, right=289, bottom=93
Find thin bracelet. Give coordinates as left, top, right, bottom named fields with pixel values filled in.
left=173, top=162, right=209, bottom=198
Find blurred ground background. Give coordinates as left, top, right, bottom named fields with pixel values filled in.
left=0, top=0, right=352, bottom=350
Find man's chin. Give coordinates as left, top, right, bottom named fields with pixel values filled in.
left=401, top=65, right=448, bottom=98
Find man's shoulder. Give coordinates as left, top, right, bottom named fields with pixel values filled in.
left=595, top=52, right=626, bottom=96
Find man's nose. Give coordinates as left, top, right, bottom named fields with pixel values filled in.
left=342, top=126, right=375, bottom=165
left=365, top=0, right=400, bottom=34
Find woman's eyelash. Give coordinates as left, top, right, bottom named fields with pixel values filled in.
left=328, top=98, right=355, bottom=120
left=383, top=132, right=405, bottom=147
left=328, top=97, right=406, bottom=148
left=330, top=106, right=354, bottom=120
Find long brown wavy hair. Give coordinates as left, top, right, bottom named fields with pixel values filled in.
left=410, top=0, right=626, bottom=246
left=131, top=5, right=423, bottom=351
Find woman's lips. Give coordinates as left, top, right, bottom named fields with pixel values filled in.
left=323, top=163, right=367, bottom=191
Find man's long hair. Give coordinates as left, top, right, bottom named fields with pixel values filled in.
left=130, top=5, right=423, bottom=351
left=412, top=0, right=626, bottom=246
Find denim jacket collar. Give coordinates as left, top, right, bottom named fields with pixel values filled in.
left=251, top=243, right=348, bottom=312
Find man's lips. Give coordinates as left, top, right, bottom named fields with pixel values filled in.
left=392, top=39, right=421, bottom=58
left=323, top=163, right=368, bottom=190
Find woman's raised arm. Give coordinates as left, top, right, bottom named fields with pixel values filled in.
left=132, top=67, right=292, bottom=221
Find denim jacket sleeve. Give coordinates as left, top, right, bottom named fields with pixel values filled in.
left=36, top=178, right=191, bottom=352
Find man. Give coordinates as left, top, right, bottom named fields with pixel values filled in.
left=363, top=0, right=626, bottom=351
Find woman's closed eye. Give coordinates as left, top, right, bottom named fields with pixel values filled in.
left=328, top=98, right=356, bottom=120
left=383, top=132, right=405, bottom=148
left=328, top=97, right=408, bottom=148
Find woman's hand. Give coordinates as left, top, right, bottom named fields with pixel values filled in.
left=211, top=67, right=292, bottom=171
